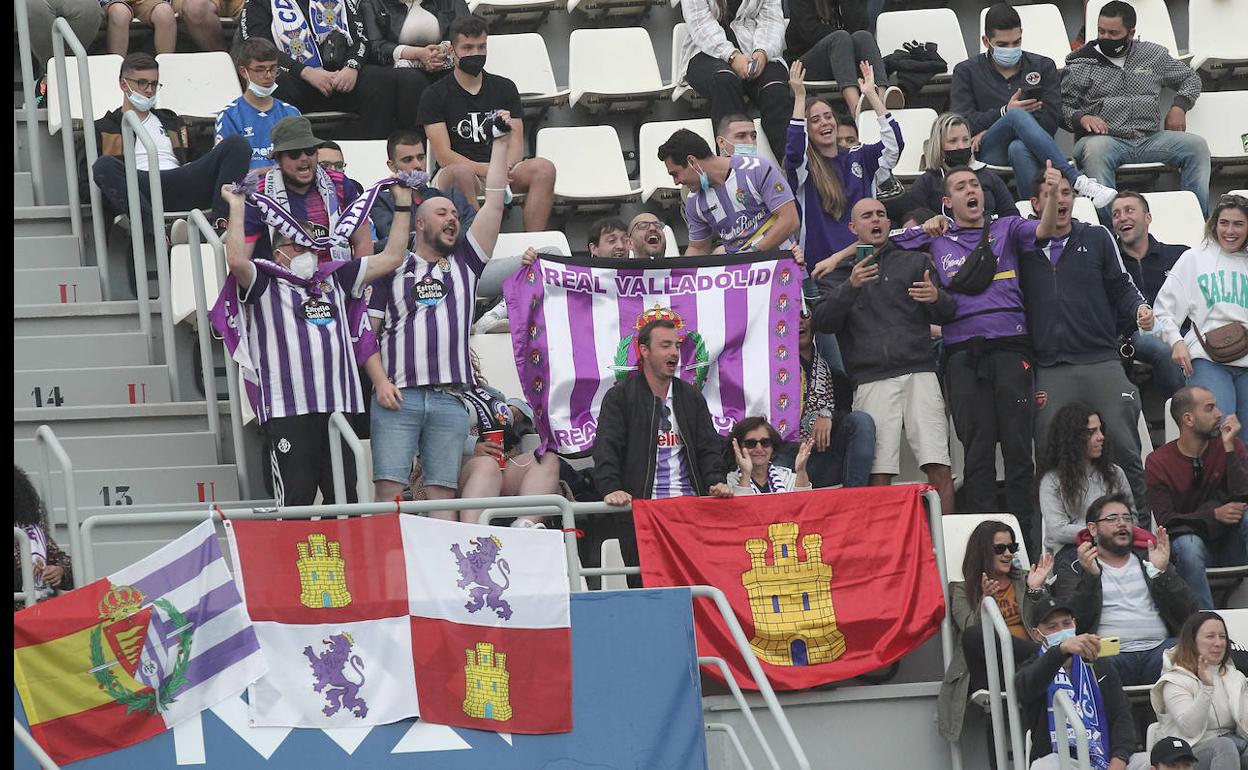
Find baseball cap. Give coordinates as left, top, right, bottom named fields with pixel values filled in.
left=1150, top=737, right=1197, bottom=765
left=1026, top=595, right=1077, bottom=629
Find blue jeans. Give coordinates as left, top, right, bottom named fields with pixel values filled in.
left=1189, top=358, right=1248, bottom=430
left=775, top=411, right=876, bottom=487
left=370, top=386, right=471, bottom=488
left=978, top=108, right=1079, bottom=200
left=1074, top=131, right=1212, bottom=218
left=1103, top=638, right=1177, bottom=687
left=1171, top=516, right=1248, bottom=609
left=1131, top=330, right=1187, bottom=397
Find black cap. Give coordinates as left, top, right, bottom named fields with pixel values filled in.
left=1150, top=737, right=1197, bottom=765
left=1026, top=595, right=1077, bottom=629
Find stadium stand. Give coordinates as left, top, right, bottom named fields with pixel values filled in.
left=536, top=125, right=641, bottom=207
left=567, top=27, right=673, bottom=113
left=875, top=8, right=968, bottom=84
left=152, top=51, right=238, bottom=121
left=484, top=33, right=570, bottom=110
left=1186, top=90, right=1248, bottom=172
left=43, top=53, right=122, bottom=134
left=1188, top=0, right=1248, bottom=77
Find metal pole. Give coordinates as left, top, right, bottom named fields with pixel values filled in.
left=1052, top=689, right=1092, bottom=770
left=34, top=426, right=80, bottom=567
left=981, top=598, right=1011, bottom=770
left=13, top=527, right=37, bottom=609
left=14, top=0, right=45, bottom=205
left=327, top=411, right=372, bottom=504
left=923, top=487, right=963, bottom=770
left=190, top=209, right=250, bottom=499
left=982, top=597, right=1027, bottom=767
left=700, top=656, right=781, bottom=770
left=706, top=723, right=754, bottom=770
left=122, top=110, right=179, bottom=397
left=14, top=718, right=61, bottom=770
left=186, top=218, right=221, bottom=460
left=120, top=114, right=155, bottom=352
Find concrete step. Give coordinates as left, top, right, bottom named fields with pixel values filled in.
left=14, top=332, right=151, bottom=370
left=33, top=464, right=241, bottom=520
left=14, top=204, right=89, bottom=237
left=13, top=266, right=102, bottom=305
left=14, top=171, right=34, bottom=207
left=13, top=431, right=219, bottom=471
left=14, top=365, right=172, bottom=409
left=14, top=235, right=82, bottom=268
left=14, top=301, right=153, bottom=336
left=13, top=400, right=222, bottom=438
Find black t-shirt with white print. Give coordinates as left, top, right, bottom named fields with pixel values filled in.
left=416, top=71, right=525, bottom=164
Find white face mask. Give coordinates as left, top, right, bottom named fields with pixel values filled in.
left=127, top=89, right=157, bottom=112
left=1044, top=627, right=1076, bottom=648
left=248, top=80, right=278, bottom=98
left=288, top=252, right=316, bottom=280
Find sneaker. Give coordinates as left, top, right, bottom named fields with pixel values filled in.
left=1074, top=174, right=1118, bottom=208
left=883, top=86, right=905, bottom=111
left=170, top=218, right=189, bottom=246
left=509, top=519, right=546, bottom=529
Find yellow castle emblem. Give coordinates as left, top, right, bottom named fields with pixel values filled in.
left=463, top=642, right=513, bottom=721
left=296, top=533, right=352, bottom=609
left=741, top=522, right=845, bottom=666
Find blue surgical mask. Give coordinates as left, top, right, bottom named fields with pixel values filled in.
left=991, top=46, right=1023, bottom=67
left=695, top=163, right=711, bottom=191
left=1044, top=627, right=1076, bottom=649
left=733, top=143, right=757, bottom=157
left=127, top=89, right=157, bottom=112
left=248, top=80, right=278, bottom=98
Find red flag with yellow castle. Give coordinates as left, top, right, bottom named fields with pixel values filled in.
left=633, top=485, right=945, bottom=690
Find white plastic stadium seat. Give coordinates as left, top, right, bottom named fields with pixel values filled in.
left=1141, top=192, right=1205, bottom=251
left=469, top=332, right=522, bottom=398
left=44, top=53, right=123, bottom=135
left=856, top=108, right=937, bottom=179
left=1138, top=411, right=1155, bottom=465
left=1085, top=0, right=1183, bottom=59
left=876, top=9, right=969, bottom=82
left=1184, top=91, right=1248, bottom=170
left=941, top=513, right=1032, bottom=583
left=335, top=140, right=391, bottom=189
left=478, top=231, right=572, bottom=297
left=467, top=0, right=563, bottom=29
left=978, top=4, right=1071, bottom=71
left=670, top=23, right=696, bottom=104
left=169, top=242, right=222, bottom=326
left=1164, top=398, right=1178, bottom=443
left=484, top=34, right=569, bottom=109
left=154, top=52, right=242, bottom=120
left=638, top=118, right=714, bottom=205
left=535, top=126, right=641, bottom=205
left=663, top=225, right=680, bottom=257
left=1014, top=198, right=1098, bottom=223
left=753, top=118, right=780, bottom=168
left=1223, top=608, right=1248, bottom=647
left=567, top=28, right=673, bottom=112
left=600, top=539, right=631, bottom=590
left=1188, top=0, right=1248, bottom=74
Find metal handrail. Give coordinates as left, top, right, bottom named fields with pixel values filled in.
left=1052, top=688, right=1092, bottom=770
left=14, top=718, right=60, bottom=770
left=328, top=411, right=372, bottom=504
left=14, top=0, right=45, bottom=205
left=34, top=426, right=80, bottom=565
left=706, top=723, right=754, bottom=770
left=700, top=656, right=781, bottom=770
left=50, top=18, right=110, bottom=298
left=981, top=597, right=1027, bottom=769
left=921, top=488, right=963, bottom=770
left=185, top=209, right=254, bottom=500
left=121, top=110, right=178, bottom=396
left=13, top=528, right=36, bottom=609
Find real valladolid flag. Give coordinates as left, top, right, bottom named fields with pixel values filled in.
left=13, top=520, right=267, bottom=765
left=225, top=513, right=572, bottom=734
left=634, top=485, right=946, bottom=690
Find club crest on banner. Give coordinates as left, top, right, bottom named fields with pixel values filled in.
left=463, top=642, right=513, bottom=721
left=612, top=304, right=710, bottom=389
left=90, top=583, right=193, bottom=714
left=741, top=523, right=846, bottom=667
left=303, top=632, right=368, bottom=718
left=296, top=534, right=353, bottom=609
left=451, top=535, right=513, bottom=620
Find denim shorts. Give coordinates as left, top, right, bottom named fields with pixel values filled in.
left=370, top=386, right=471, bottom=489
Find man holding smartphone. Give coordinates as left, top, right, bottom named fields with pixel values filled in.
left=951, top=3, right=1116, bottom=206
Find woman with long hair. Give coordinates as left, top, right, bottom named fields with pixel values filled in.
left=725, top=416, right=812, bottom=494
left=1155, top=194, right=1248, bottom=427
left=782, top=0, right=902, bottom=118
left=1151, top=611, right=1248, bottom=768
left=908, top=112, right=1019, bottom=220
left=13, top=465, right=73, bottom=610
left=1038, top=402, right=1132, bottom=558
left=937, top=519, right=1053, bottom=742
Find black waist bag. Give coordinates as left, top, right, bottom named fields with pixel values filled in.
left=947, top=223, right=997, bottom=295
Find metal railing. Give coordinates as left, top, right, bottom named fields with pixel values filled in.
left=981, top=597, right=1027, bottom=769
left=50, top=18, right=110, bottom=298
left=34, top=426, right=80, bottom=564
left=918, top=488, right=963, bottom=770
left=706, top=722, right=753, bottom=770
left=121, top=110, right=178, bottom=395
left=14, top=0, right=44, bottom=205
left=1052, top=689, right=1092, bottom=770
left=700, top=656, right=780, bottom=770
left=13, top=719, right=59, bottom=770
left=328, top=411, right=372, bottom=504
left=14, top=528, right=36, bottom=610
left=186, top=208, right=250, bottom=499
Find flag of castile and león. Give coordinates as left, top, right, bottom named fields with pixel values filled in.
left=12, top=520, right=267, bottom=766
left=225, top=513, right=572, bottom=733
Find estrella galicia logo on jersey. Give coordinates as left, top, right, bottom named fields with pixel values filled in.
left=414, top=276, right=448, bottom=307
left=301, top=298, right=336, bottom=326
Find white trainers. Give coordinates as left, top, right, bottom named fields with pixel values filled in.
left=509, top=519, right=546, bottom=529
left=170, top=218, right=189, bottom=246
left=1074, top=175, right=1118, bottom=208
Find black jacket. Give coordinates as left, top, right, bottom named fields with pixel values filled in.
left=95, top=107, right=189, bottom=162
left=782, top=0, right=867, bottom=61
left=1053, top=548, right=1199, bottom=637
left=950, top=51, right=1062, bottom=137
left=909, top=166, right=1018, bottom=222
left=1120, top=235, right=1188, bottom=306
left=240, top=0, right=369, bottom=75
left=357, top=0, right=468, bottom=67
left=592, top=373, right=726, bottom=500
left=1015, top=645, right=1137, bottom=765
left=812, top=241, right=955, bottom=386
left=1018, top=220, right=1146, bottom=367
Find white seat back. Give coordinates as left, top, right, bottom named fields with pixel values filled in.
left=1185, top=91, right=1248, bottom=162
left=600, top=538, right=631, bottom=590
left=335, top=140, right=392, bottom=189
left=1163, top=398, right=1179, bottom=443
left=638, top=118, right=714, bottom=203
left=469, top=331, right=522, bottom=398
left=169, top=242, right=222, bottom=326
left=45, top=54, right=124, bottom=135
left=1189, top=0, right=1248, bottom=62
left=663, top=225, right=680, bottom=257
left=941, top=513, right=1032, bottom=584
left=1223, top=608, right=1248, bottom=647
left=155, top=52, right=242, bottom=120
left=671, top=23, right=690, bottom=99
left=568, top=28, right=666, bottom=107
left=486, top=33, right=560, bottom=97
left=857, top=108, right=937, bottom=178
left=1142, top=191, right=1206, bottom=250
left=876, top=9, right=968, bottom=78
left=1015, top=198, right=1099, bottom=223
left=536, top=126, right=638, bottom=200
left=478, top=231, right=572, bottom=296
left=978, top=4, right=1071, bottom=70
left=753, top=118, right=780, bottom=168
left=1085, top=0, right=1180, bottom=58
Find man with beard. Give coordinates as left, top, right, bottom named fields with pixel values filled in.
left=627, top=213, right=670, bottom=259
left=1146, top=386, right=1248, bottom=609
left=594, top=319, right=733, bottom=575
left=1054, top=493, right=1199, bottom=686
left=365, top=109, right=514, bottom=515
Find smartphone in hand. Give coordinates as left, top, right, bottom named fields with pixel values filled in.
left=1098, top=637, right=1121, bottom=658
left=853, top=244, right=875, bottom=265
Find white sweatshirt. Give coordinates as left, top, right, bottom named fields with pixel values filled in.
left=1153, top=240, right=1248, bottom=367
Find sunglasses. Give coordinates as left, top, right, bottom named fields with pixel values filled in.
left=318, top=160, right=347, bottom=171
left=741, top=438, right=774, bottom=449
left=992, top=542, right=1020, bottom=555
left=280, top=147, right=318, bottom=160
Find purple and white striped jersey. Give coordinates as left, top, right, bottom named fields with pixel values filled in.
left=684, top=155, right=796, bottom=254
left=652, top=384, right=695, bottom=499
left=241, top=258, right=369, bottom=421
left=368, top=233, right=487, bottom=388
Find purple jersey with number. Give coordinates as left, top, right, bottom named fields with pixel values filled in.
left=242, top=258, right=368, bottom=421
left=684, top=155, right=796, bottom=253
left=367, top=233, right=487, bottom=388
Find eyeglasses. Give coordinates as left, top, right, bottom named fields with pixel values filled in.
left=124, top=77, right=162, bottom=92
left=741, top=438, right=774, bottom=449
left=318, top=160, right=347, bottom=171
left=280, top=147, right=318, bottom=160
left=992, top=542, right=1020, bottom=555
left=631, top=220, right=663, bottom=233
left=1095, top=513, right=1133, bottom=525
left=247, top=64, right=280, bottom=77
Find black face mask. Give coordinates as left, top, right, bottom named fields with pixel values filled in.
left=457, top=54, right=486, bottom=76
left=1097, top=37, right=1130, bottom=58
left=945, top=147, right=973, bottom=167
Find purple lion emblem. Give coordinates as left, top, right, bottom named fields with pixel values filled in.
left=450, top=535, right=513, bottom=620
left=303, top=633, right=368, bottom=718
